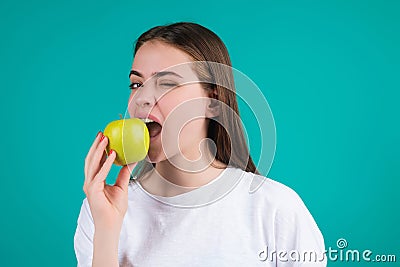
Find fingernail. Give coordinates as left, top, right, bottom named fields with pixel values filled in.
left=100, top=134, right=105, bottom=142
left=109, top=149, right=114, bottom=155
left=96, top=131, right=102, bottom=138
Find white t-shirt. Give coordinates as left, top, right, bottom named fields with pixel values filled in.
left=74, top=166, right=327, bottom=266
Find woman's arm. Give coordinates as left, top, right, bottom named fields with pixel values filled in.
left=79, top=132, right=137, bottom=266
left=74, top=199, right=123, bottom=267
left=92, top=228, right=120, bottom=267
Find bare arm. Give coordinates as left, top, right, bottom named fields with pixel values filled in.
left=92, top=228, right=120, bottom=267
left=83, top=132, right=137, bottom=266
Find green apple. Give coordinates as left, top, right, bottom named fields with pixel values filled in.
left=103, top=118, right=150, bottom=166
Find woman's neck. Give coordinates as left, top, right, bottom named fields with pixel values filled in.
left=140, top=159, right=227, bottom=197
left=157, top=159, right=226, bottom=187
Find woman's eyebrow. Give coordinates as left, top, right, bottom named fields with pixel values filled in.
left=128, top=70, right=183, bottom=79
left=129, top=70, right=143, bottom=78
left=153, top=71, right=183, bottom=79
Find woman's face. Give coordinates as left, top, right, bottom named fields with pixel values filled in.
left=128, top=41, right=213, bottom=165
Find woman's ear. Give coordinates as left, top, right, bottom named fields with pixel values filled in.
left=205, top=89, right=220, bottom=118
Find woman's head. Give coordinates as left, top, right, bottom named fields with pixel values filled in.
left=128, top=22, right=259, bottom=176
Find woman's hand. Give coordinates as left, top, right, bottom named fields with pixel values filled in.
left=83, top=132, right=137, bottom=232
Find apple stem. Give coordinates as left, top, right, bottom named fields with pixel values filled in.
left=119, top=113, right=123, bottom=120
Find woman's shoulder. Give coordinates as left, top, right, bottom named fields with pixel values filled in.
left=238, top=168, right=301, bottom=199
left=238, top=168, right=325, bottom=242
left=236, top=168, right=310, bottom=213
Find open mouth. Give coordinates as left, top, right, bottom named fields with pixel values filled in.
left=141, top=118, right=162, bottom=138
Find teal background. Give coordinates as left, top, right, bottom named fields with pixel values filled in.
left=1, top=0, right=399, bottom=266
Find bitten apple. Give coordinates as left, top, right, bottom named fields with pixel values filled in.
left=103, top=118, right=150, bottom=165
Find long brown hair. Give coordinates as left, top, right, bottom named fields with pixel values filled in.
left=131, top=22, right=259, bottom=178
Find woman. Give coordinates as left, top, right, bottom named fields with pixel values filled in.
left=74, top=22, right=326, bottom=266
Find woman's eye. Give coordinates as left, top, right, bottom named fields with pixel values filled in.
left=158, top=81, right=178, bottom=88
left=129, top=82, right=142, bottom=90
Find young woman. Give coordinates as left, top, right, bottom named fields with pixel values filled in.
left=74, top=22, right=326, bottom=266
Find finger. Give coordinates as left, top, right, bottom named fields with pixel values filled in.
left=84, top=150, right=107, bottom=188
left=99, top=151, right=107, bottom=166
left=115, top=162, right=138, bottom=191
left=87, top=136, right=109, bottom=182
left=84, top=131, right=102, bottom=178
left=93, top=150, right=116, bottom=184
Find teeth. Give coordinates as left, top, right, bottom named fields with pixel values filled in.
left=141, top=118, right=154, bottom=123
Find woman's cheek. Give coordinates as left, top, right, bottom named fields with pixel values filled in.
left=127, top=92, right=135, bottom=114
left=179, top=120, right=204, bottom=153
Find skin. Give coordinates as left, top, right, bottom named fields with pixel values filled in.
left=83, top=41, right=226, bottom=266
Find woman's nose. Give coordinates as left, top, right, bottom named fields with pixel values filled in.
left=134, top=87, right=156, bottom=108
